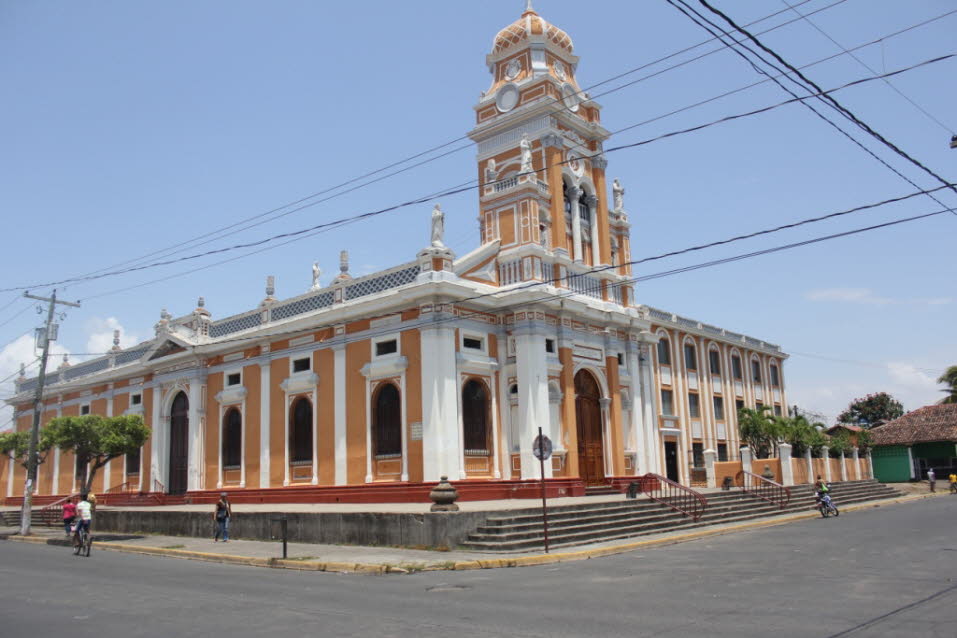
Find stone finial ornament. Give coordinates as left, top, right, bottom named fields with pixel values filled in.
left=266, top=276, right=275, bottom=298
left=111, top=329, right=122, bottom=352
left=430, top=204, right=445, bottom=248
left=59, top=353, right=70, bottom=369
left=429, top=476, right=460, bottom=512
left=18, top=363, right=26, bottom=378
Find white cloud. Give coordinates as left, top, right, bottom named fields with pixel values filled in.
left=804, top=288, right=893, bottom=305
left=84, top=317, right=140, bottom=357
left=0, top=333, right=70, bottom=432
left=804, top=288, right=952, bottom=307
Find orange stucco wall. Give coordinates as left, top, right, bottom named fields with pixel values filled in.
left=315, top=348, right=335, bottom=485
left=403, top=329, right=423, bottom=483
left=243, top=363, right=262, bottom=489
left=346, top=340, right=370, bottom=484
left=269, top=357, right=288, bottom=487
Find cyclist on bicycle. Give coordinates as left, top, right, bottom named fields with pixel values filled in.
left=75, top=493, right=93, bottom=538
left=814, top=476, right=830, bottom=502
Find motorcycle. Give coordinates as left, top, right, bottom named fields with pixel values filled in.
left=816, top=491, right=839, bottom=518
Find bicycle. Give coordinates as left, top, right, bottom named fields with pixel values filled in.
left=72, top=523, right=92, bottom=557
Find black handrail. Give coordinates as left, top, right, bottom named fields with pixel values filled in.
left=638, top=473, right=708, bottom=522
left=741, top=470, right=791, bottom=509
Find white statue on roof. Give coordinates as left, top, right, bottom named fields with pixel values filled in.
left=519, top=133, right=533, bottom=174
left=431, top=204, right=446, bottom=248
left=311, top=262, right=322, bottom=290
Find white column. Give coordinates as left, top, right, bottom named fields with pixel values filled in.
left=804, top=447, right=813, bottom=485
left=150, top=386, right=163, bottom=492
left=333, top=344, right=347, bottom=485
left=187, top=378, right=204, bottom=492
left=103, top=391, right=114, bottom=492
left=625, top=342, right=644, bottom=476
left=852, top=448, right=860, bottom=481
left=6, top=452, right=13, bottom=498
left=704, top=448, right=717, bottom=488
left=822, top=446, right=832, bottom=482
left=600, top=397, right=612, bottom=478
left=839, top=451, right=848, bottom=482
left=310, top=387, right=318, bottom=485
left=639, top=342, right=661, bottom=475
left=259, top=362, right=271, bottom=488
left=570, top=186, right=583, bottom=262
left=587, top=195, right=600, bottom=265
left=489, top=371, right=502, bottom=480
left=496, top=333, right=512, bottom=480
left=421, top=322, right=461, bottom=481
left=52, top=449, right=61, bottom=497
left=778, top=442, right=794, bottom=487
left=514, top=326, right=551, bottom=479
left=740, top=446, right=753, bottom=475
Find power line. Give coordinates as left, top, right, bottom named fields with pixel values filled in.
left=4, top=53, right=951, bottom=298
left=688, top=0, right=957, bottom=206
left=780, top=0, right=955, bottom=135
left=787, top=350, right=943, bottom=375
left=34, top=0, right=838, bottom=289
left=39, top=187, right=956, bottom=365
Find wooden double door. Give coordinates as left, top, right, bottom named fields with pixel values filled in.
left=168, top=392, right=189, bottom=495
left=575, top=370, right=605, bottom=485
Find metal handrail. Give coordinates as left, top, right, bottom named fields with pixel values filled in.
left=741, top=470, right=791, bottom=509
left=39, top=493, right=79, bottom=527
left=152, top=478, right=165, bottom=494
left=637, top=473, right=708, bottom=522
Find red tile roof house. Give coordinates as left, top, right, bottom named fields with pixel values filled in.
left=869, top=404, right=957, bottom=483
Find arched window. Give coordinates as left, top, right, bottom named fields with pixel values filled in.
left=751, top=358, right=763, bottom=384
left=657, top=337, right=671, bottom=366
left=709, top=347, right=722, bottom=375
left=579, top=190, right=591, bottom=241
left=462, top=379, right=490, bottom=453
left=373, top=383, right=401, bottom=457
left=683, top=342, right=698, bottom=371
left=770, top=363, right=780, bottom=387
left=289, top=398, right=313, bottom=463
left=731, top=353, right=743, bottom=380
left=562, top=181, right=574, bottom=232
left=222, top=408, right=242, bottom=468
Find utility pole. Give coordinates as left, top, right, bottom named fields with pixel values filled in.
left=19, top=289, right=80, bottom=536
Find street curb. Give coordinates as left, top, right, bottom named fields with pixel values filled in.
left=1, top=493, right=942, bottom=573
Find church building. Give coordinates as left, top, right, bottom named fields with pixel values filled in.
left=3, top=3, right=788, bottom=503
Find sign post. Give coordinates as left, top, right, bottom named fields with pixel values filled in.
left=533, top=427, right=553, bottom=553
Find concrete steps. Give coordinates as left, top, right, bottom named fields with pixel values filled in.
left=460, top=480, right=901, bottom=552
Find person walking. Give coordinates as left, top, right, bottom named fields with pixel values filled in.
left=948, top=471, right=957, bottom=494
left=927, top=468, right=936, bottom=492
left=61, top=497, right=77, bottom=538
left=213, top=493, right=232, bottom=542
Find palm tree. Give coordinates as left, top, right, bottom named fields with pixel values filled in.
left=938, top=365, right=957, bottom=404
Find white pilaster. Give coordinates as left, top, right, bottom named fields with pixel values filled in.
left=804, top=447, right=813, bottom=485
left=187, top=378, right=205, bottom=492
left=496, top=332, right=512, bottom=480
left=639, top=341, right=661, bottom=475
left=852, top=447, right=860, bottom=481
left=570, top=186, right=583, bottom=262
left=333, top=344, right=347, bottom=485
left=839, top=451, right=848, bottom=482
left=740, top=446, right=753, bottom=475
left=703, top=448, right=717, bottom=488
left=421, top=320, right=461, bottom=481
left=259, top=362, right=271, bottom=488
left=822, top=446, right=832, bottom=482
left=103, top=391, right=114, bottom=492
left=514, top=325, right=551, bottom=479
left=778, top=442, right=794, bottom=487
left=150, top=386, right=163, bottom=492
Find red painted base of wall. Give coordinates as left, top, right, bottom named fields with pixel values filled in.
left=6, top=478, right=596, bottom=507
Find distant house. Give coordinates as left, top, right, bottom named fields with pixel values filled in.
left=825, top=423, right=863, bottom=445
left=869, top=404, right=957, bottom=482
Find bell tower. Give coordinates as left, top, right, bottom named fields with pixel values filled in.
left=467, top=2, right=633, bottom=304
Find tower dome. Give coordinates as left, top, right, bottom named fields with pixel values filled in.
left=492, top=1, right=573, bottom=55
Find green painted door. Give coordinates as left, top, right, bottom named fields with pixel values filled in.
left=871, top=445, right=911, bottom=482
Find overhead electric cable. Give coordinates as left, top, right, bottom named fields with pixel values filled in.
left=49, top=0, right=839, bottom=283
left=690, top=0, right=957, bottom=201
left=3, top=53, right=950, bottom=297
left=780, top=0, right=955, bottom=135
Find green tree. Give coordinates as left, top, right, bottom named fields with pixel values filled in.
left=827, top=430, right=854, bottom=458
left=856, top=428, right=873, bottom=455
left=837, top=392, right=904, bottom=428
left=0, top=428, right=56, bottom=470
left=737, top=406, right=781, bottom=459
left=46, top=414, right=150, bottom=494
left=937, top=365, right=957, bottom=404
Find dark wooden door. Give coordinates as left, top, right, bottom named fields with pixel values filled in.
left=664, top=441, right=679, bottom=483
left=168, top=392, right=189, bottom=495
left=575, top=370, right=605, bottom=485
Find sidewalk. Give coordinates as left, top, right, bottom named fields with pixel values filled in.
left=2, top=490, right=948, bottom=573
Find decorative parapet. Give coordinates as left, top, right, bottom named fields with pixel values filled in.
left=644, top=306, right=783, bottom=354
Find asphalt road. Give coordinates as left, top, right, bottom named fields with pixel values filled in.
left=1, top=497, right=954, bottom=638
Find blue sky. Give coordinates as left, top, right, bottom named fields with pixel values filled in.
left=1, top=0, right=955, bottom=427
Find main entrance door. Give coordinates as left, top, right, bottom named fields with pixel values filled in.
left=168, top=392, right=189, bottom=495
left=664, top=441, right=679, bottom=483
left=575, top=370, right=605, bottom=485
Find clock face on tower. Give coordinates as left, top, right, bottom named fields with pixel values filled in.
left=561, top=83, right=580, bottom=112
left=496, top=83, right=520, bottom=112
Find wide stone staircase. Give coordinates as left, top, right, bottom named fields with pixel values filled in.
left=0, top=508, right=55, bottom=529
left=460, top=480, right=900, bottom=552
